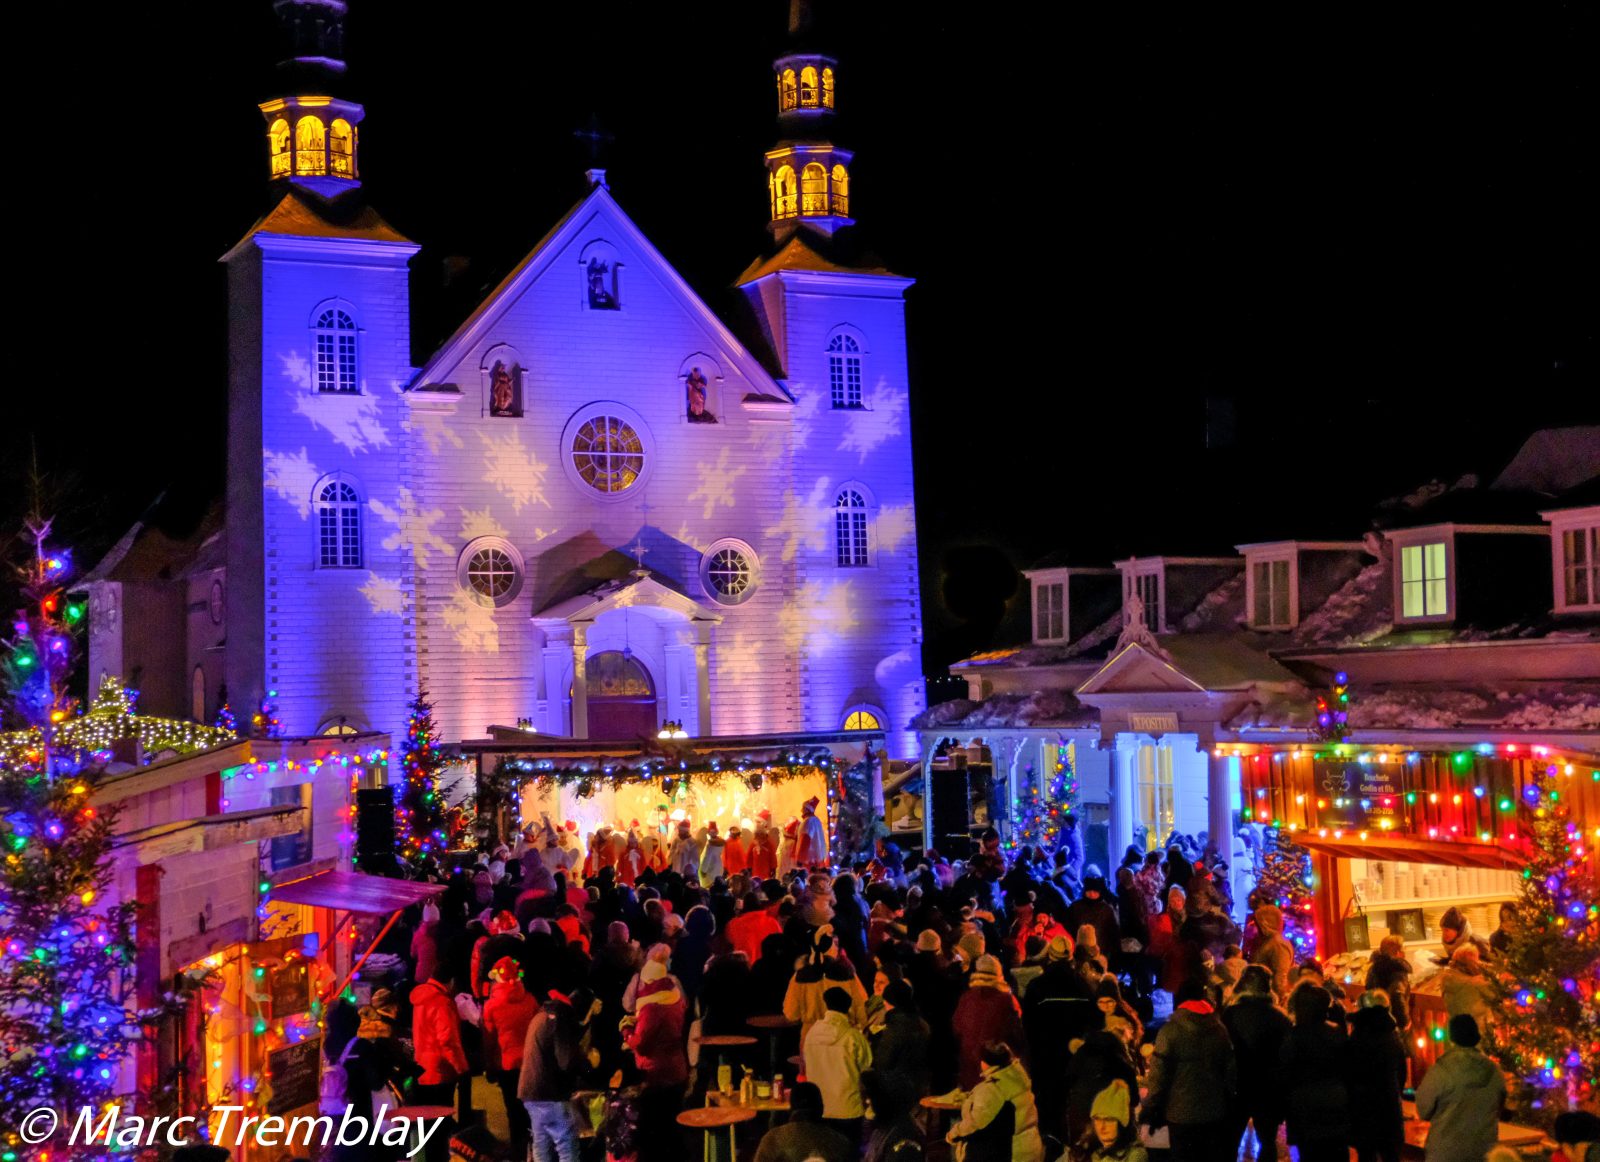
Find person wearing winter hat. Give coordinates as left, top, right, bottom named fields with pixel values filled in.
left=518, top=981, right=582, bottom=1161
left=784, top=925, right=869, bottom=1041
left=697, top=820, right=726, bottom=887
left=1552, top=1111, right=1600, bottom=1162
left=667, top=818, right=699, bottom=879
left=797, top=795, right=829, bottom=870
left=1249, top=902, right=1296, bottom=1003
left=1081, top=1079, right=1148, bottom=1162
left=1433, top=905, right=1490, bottom=965
left=777, top=817, right=801, bottom=877
left=722, top=823, right=748, bottom=877
left=749, top=809, right=779, bottom=881
left=1413, top=1014, right=1504, bottom=1162
left=1065, top=867, right=1122, bottom=961
left=481, top=956, right=537, bottom=1149
left=1094, top=977, right=1143, bottom=1049
left=914, top=928, right=943, bottom=954
left=624, top=959, right=689, bottom=1158
left=1221, top=965, right=1291, bottom=1162
left=1141, top=978, right=1236, bottom=1160
left=952, top=954, right=1027, bottom=1091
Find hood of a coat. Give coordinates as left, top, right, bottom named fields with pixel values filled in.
left=1254, top=904, right=1284, bottom=937
left=1435, top=1045, right=1501, bottom=1091
left=489, top=978, right=531, bottom=1008
left=410, top=980, right=450, bottom=1007
left=1350, top=1004, right=1396, bottom=1037
left=808, top=1009, right=858, bottom=1049
left=982, top=1060, right=1031, bottom=1101
left=685, top=905, right=716, bottom=939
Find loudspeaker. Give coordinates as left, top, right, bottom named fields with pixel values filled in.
left=930, top=768, right=971, bottom=859
left=355, top=787, right=395, bottom=860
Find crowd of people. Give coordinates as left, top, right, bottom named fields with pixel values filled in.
left=299, top=817, right=1596, bottom=1162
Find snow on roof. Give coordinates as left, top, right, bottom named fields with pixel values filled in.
left=1350, top=684, right=1600, bottom=732
left=911, top=689, right=1100, bottom=732
left=1178, top=572, right=1246, bottom=633
left=1290, top=559, right=1394, bottom=647
left=226, top=186, right=413, bottom=254
left=1491, top=426, right=1600, bottom=495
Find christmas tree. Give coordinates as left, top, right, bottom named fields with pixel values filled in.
left=0, top=517, right=139, bottom=1161
left=1008, top=743, right=1079, bottom=853
left=1311, top=670, right=1352, bottom=743
left=1492, top=763, right=1598, bottom=1125
left=396, top=692, right=470, bottom=859
left=1, top=517, right=85, bottom=772
left=1256, top=827, right=1318, bottom=957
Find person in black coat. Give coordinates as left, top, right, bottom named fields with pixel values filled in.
left=1279, top=982, right=1350, bottom=1162
left=1346, top=990, right=1407, bottom=1162
left=870, top=980, right=932, bottom=1105
left=1064, top=868, right=1120, bottom=956
left=1363, top=936, right=1414, bottom=1031
left=1221, top=965, right=1292, bottom=1162
left=831, top=872, right=873, bottom=986
left=1022, top=937, right=1097, bottom=1134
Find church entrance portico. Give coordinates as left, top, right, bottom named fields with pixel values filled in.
left=533, top=570, right=721, bottom=740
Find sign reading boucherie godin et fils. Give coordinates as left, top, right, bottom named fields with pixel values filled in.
left=1314, top=760, right=1404, bottom=831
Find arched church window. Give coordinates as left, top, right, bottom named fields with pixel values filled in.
left=780, top=69, right=798, bottom=111
left=459, top=537, right=525, bottom=607
left=295, top=116, right=326, bottom=176
left=571, top=414, right=645, bottom=494
left=701, top=539, right=759, bottom=605
left=822, top=68, right=835, bottom=108
left=831, top=164, right=850, bottom=216
left=844, top=708, right=882, bottom=731
left=317, top=478, right=362, bottom=568
left=314, top=307, right=359, bottom=393
left=835, top=489, right=869, bottom=567
left=269, top=119, right=291, bottom=177
left=329, top=119, right=355, bottom=177
left=800, top=66, right=819, bottom=107
left=827, top=333, right=862, bottom=409
left=773, top=165, right=798, bottom=219
left=801, top=163, right=829, bottom=216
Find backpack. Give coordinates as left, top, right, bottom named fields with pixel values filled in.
left=319, top=1037, right=358, bottom=1115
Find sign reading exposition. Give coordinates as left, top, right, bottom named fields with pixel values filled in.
left=1314, top=759, right=1403, bottom=831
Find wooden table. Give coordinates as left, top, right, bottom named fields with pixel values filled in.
left=708, top=1089, right=792, bottom=1113
left=678, top=1105, right=757, bottom=1162
left=746, top=1013, right=800, bottom=1077
left=1400, top=1100, right=1548, bottom=1157
left=700, top=1032, right=759, bottom=1086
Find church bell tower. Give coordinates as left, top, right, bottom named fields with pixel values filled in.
left=765, top=0, right=852, bottom=239
left=259, top=0, right=364, bottom=197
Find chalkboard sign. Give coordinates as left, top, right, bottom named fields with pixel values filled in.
left=1343, top=914, right=1371, bottom=952
left=267, top=1036, right=321, bottom=1115
left=1388, top=908, right=1426, bottom=943
left=271, top=961, right=311, bottom=1018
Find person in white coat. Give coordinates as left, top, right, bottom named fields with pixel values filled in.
left=802, top=986, right=871, bottom=1145
left=797, top=796, right=829, bottom=871
left=667, top=819, right=699, bottom=878
left=698, top=821, right=726, bottom=887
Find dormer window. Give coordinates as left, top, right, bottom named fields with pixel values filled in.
left=1035, top=581, right=1065, bottom=642
left=1399, top=540, right=1449, bottom=619
left=1125, top=565, right=1161, bottom=632
left=1551, top=513, right=1600, bottom=612
left=1249, top=554, right=1294, bottom=629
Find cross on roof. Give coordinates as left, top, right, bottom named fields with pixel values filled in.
left=574, top=115, right=614, bottom=164
left=628, top=536, right=650, bottom=574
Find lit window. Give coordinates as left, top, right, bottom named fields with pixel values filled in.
left=571, top=414, right=645, bottom=494
left=835, top=490, right=869, bottom=567
left=705, top=546, right=754, bottom=603
left=329, top=118, right=355, bottom=177
left=1251, top=557, right=1293, bottom=628
left=827, top=333, right=862, bottom=409
left=844, top=709, right=881, bottom=731
left=773, top=165, right=798, bottom=219
left=1035, top=582, right=1064, bottom=641
left=319, top=719, right=359, bottom=737
left=780, top=69, right=798, bottom=111
left=1560, top=524, right=1599, bottom=609
left=1136, top=744, right=1176, bottom=845
left=314, top=308, right=358, bottom=393
left=191, top=666, right=206, bottom=723
left=800, top=66, right=819, bottom=107
left=1127, top=569, right=1160, bottom=631
left=831, top=164, right=849, bottom=216
left=800, top=163, right=828, bottom=216
left=268, top=118, right=291, bottom=177
left=294, top=116, right=326, bottom=176
left=822, top=68, right=835, bottom=108
left=1399, top=541, right=1448, bottom=618
left=317, top=481, right=361, bottom=567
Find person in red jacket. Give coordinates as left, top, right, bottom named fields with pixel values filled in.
left=409, top=967, right=469, bottom=1110
left=952, top=954, right=1028, bottom=1091
left=727, top=883, right=784, bottom=966
left=723, top=824, right=749, bottom=877
left=480, top=956, right=537, bottom=1149
left=748, top=810, right=778, bottom=881
left=623, top=961, right=688, bottom=1161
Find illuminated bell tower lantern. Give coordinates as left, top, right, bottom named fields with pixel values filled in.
left=260, top=0, right=363, bottom=197
left=767, top=12, right=851, bottom=239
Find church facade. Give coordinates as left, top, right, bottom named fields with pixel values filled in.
left=86, top=1, right=925, bottom=756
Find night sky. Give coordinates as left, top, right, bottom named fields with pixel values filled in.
left=5, top=1, right=1591, bottom=679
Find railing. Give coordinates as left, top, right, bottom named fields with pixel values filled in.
left=774, top=196, right=798, bottom=219
left=800, top=191, right=829, bottom=215
left=330, top=148, right=354, bottom=177
left=832, top=192, right=849, bottom=216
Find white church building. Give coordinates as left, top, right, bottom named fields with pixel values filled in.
left=86, top=0, right=925, bottom=757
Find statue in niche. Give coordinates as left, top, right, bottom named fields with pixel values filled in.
left=489, top=359, right=517, bottom=416
left=587, top=257, right=618, bottom=309
left=685, top=366, right=717, bottom=424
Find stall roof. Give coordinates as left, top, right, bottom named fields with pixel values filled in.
left=270, top=871, right=446, bottom=914
left=1294, top=833, right=1522, bottom=870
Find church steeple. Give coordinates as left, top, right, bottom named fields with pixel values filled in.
left=764, top=0, right=852, bottom=240
left=259, top=0, right=363, bottom=197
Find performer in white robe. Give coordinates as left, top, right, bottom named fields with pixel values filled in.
left=667, top=819, right=699, bottom=878
left=796, top=795, right=829, bottom=871
left=777, top=818, right=800, bottom=878
left=697, top=821, right=726, bottom=887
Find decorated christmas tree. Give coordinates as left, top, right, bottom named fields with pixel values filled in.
left=395, top=691, right=470, bottom=859
left=1311, top=670, right=1352, bottom=743
left=1493, top=763, right=1598, bottom=1124
left=1257, top=826, right=1318, bottom=957
left=0, top=517, right=139, bottom=1161
left=1008, top=742, right=1079, bottom=853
